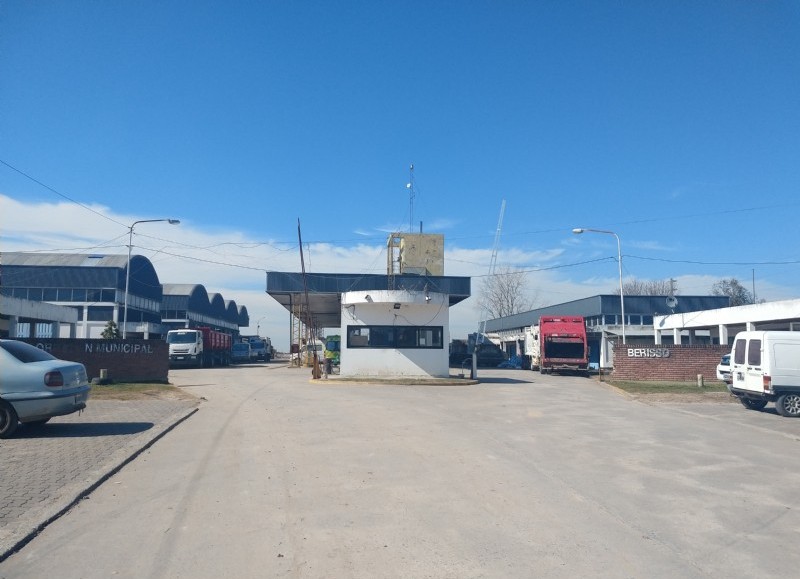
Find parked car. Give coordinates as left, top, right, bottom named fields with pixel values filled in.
left=448, top=342, right=507, bottom=368
left=231, top=342, right=252, bottom=364
left=716, top=353, right=731, bottom=383
left=0, top=339, right=91, bottom=438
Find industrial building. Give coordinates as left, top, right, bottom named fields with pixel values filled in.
left=0, top=252, right=248, bottom=339
left=654, top=298, right=800, bottom=344
left=484, top=294, right=731, bottom=369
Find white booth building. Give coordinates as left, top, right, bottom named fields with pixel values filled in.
left=340, top=289, right=450, bottom=378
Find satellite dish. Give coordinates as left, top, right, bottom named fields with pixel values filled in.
left=666, top=296, right=678, bottom=309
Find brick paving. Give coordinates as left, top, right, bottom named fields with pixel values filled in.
left=0, top=398, right=198, bottom=560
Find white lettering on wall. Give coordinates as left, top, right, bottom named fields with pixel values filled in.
left=627, top=348, right=671, bottom=358
left=84, top=343, right=155, bottom=355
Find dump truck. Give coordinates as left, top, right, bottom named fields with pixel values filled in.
left=166, top=327, right=231, bottom=367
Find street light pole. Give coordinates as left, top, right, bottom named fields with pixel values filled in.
left=572, top=227, right=626, bottom=344
left=123, top=218, right=180, bottom=339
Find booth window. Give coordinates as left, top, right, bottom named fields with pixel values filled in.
left=347, top=325, right=443, bottom=349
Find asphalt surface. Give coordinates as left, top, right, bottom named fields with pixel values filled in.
left=1, top=364, right=799, bottom=578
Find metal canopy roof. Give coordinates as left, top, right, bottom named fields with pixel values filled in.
left=265, top=271, right=471, bottom=330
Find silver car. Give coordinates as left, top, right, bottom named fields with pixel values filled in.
left=0, top=339, right=90, bottom=438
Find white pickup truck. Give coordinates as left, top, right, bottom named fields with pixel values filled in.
left=728, top=331, right=800, bottom=417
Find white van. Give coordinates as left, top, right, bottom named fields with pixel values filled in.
left=728, top=331, right=800, bottom=417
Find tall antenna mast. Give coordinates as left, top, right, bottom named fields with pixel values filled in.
left=407, top=163, right=415, bottom=233
left=477, top=200, right=507, bottom=339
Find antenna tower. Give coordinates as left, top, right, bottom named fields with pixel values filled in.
left=407, top=164, right=415, bottom=233
left=477, top=200, right=507, bottom=340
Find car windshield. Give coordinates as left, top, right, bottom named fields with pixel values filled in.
left=0, top=340, right=57, bottom=363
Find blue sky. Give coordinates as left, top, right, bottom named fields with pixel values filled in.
left=2, top=1, right=799, bottom=349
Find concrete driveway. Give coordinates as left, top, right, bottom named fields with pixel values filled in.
left=1, top=365, right=798, bottom=578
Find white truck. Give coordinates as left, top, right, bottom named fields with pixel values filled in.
left=728, top=331, right=800, bottom=417
left=166, top=327, right=231, bottom=368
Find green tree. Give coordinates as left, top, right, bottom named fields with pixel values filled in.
left=101, top=320, right=121, bottom=339
left=711, top=278, right=754, bottom=307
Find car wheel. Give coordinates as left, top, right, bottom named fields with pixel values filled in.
left=739, top=398, right=767, bottom=411
left=0, top=400, right=19, bottom=439
left=775, top=393, right=800, bottom=417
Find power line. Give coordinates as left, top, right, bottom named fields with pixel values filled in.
left=626, top=254, right=800, bottom=267
left=0, top=158, right=127, bottom=228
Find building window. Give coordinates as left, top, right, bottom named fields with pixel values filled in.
left=347, top=325, right=444, bottom=349
left=629, top=314, right=641, bottom=325
left=43, top=288, right=58, bottom=300
left=87, top=306, right=115, bottom=321
left=643, top=315, right=653, bottom=325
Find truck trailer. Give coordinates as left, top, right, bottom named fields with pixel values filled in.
left=166, top=327, right=232, bottom=367
left=526, top=316, right=589, bottom=375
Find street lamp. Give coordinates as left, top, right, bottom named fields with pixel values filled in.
left=572, top=227, right=626, bottom=344
left=123, top=218, right=180, bottom=339
left=256, top=316, right=266, bottom=336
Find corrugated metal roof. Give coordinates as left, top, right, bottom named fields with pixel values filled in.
left=162, top=283, right=204, bottom=295
left=1, top=252, right=129, bottom=268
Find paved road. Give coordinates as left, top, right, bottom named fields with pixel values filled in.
left=1, top=365, right=798, bottom=578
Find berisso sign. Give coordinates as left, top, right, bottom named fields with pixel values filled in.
left=627, top=348, right=671, bottom=358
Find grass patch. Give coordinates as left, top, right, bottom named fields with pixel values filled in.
left=90, top=382, right=196, bottom=401
left=604, top=380, right=729, bottom=394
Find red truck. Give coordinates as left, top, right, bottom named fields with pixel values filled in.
left=526, top=316, right=589, bottom=375
left=166, top=326, right=232, bottom=367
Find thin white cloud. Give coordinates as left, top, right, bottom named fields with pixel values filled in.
left=3, top=194, right=798, bottom=349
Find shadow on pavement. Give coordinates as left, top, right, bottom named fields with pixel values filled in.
left=15, top=422, right=155, bottom=439
left=476, top=377, right=533, bottom=385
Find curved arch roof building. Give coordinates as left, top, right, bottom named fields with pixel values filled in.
left=0, top=252, right=249, bottom=339
left=161, top=285, right=242, bottom=332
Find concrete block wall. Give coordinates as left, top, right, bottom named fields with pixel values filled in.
left=612, top=342, right=731, bottom=382
left=21, top=339, right=169, bottom=383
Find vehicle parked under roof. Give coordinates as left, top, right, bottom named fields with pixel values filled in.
left=231, top=342, right=252, bottom=364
